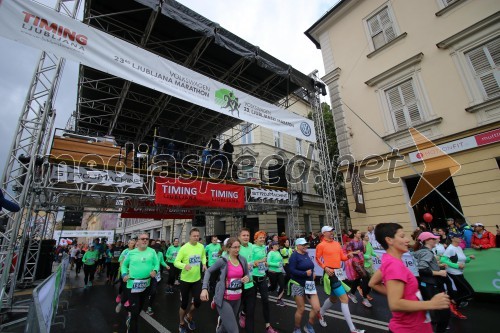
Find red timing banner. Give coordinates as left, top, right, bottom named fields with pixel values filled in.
left=155, top=177, right=245, bottom=209
left=121, top=200, right=194, bottom=219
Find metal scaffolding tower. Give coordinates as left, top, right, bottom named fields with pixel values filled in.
left=0, top=0, right=82, bottom=312
left=310, top=84, right=342, bottom=234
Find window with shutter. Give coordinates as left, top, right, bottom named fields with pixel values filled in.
left=367, top=7, right=398, bottom=50
left=466, top=37, right=500, bottom=99
left=385, top=79, right=423, bottom=131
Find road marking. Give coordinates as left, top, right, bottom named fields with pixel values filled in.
left=262, top=294, right=389, bottom=330
left=140, top=310, right=171, bottom=333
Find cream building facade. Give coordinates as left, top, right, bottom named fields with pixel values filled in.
left=306, top=0, right=500, bottom=232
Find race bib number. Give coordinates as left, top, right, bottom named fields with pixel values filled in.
left=304, top=281, right=317, bottom=295
left=131, top=279, right=149, bottom=293
left=257, top=262, right=267, bottom=274
left=189, top=255, right=201, bottom=266
left=248, top=262, right=254, bottom=276
left=113, top=251, right=121, bottom=258
left=171, top=251, right=178, bottom=259
left=334, top=268, right=347, bottom=281
left=211, top=252, right=220, bottom=260
left=226, top=278, right=243, bottom=295
left=86, top=258, right=95, bottom=264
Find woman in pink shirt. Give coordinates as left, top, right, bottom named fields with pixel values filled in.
left=369, top=223, right=450, bottom=333
left=201, top=237, right=250, bottom=333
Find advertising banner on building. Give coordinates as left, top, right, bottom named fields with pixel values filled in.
left=409, top=128, right=500, bottom=163
left=348, top=165, right=366, bottom=213
left=249, top=188, right=289, bottom=201
left=121, top=200, right=194, bottom=219
left=51, top=165, right=143, bottom=188
left=53, top=230, right=115, bottom=242
left=155, top=177, right=245, bottom=209
left=0, top=0, right=316, bottom=141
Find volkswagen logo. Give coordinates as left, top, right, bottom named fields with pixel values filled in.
left=300, top=122, right=312, bottom=137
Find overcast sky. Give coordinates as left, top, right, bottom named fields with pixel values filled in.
left=0, top=0, right=337, bottom=176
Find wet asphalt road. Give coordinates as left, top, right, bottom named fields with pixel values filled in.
left=48, top=269, right=499, bottom=333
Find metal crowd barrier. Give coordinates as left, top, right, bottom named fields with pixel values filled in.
left=25, top=254, right=69, bottom=333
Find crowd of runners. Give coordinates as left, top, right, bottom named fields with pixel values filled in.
left=61, top=219, right=498, bottom=333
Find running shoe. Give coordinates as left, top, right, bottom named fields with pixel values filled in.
left=265, top=325, right=278, bottom=333
left=146, top=307, right=154, bottom=315
left=347, top=293, right=358, bottom=303
left=362, top=299, right=372, bottom=308
left=124, top=300, right=130, bottom=308
left=174, top=280, right=180, bottom=285
left=276, top=299, right=286, bottom=307
left=115, top=301, right=122, bottom=314
left=88, top=281, right=92, bottom=287
left=318, top=313, right=327, bottom=327
left=293, top=328, right=302, bottom=333
left=184, top=315, right=196, bottom=330
left=450, top=303, right=467, bottom=319
left=116, top=295, right=121, bottom=303
left=238, top=312, right=246, bottom=328
left=211, top=299, right=216, bottom=310
left=304, top=323, right=316, bottom=333
left=366, top=294, right=374, bottom=301
left=459, top=301, right=469, bottom=308
left=178, top=325, right=187, bottom=333
left=351, top=330, right=365, bottom=333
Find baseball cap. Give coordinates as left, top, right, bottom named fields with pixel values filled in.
left=223, top=238, right=229, bottom=246
left=270, top=241, right=279, bottom=246
left=449, top=231, right=463, bottom=239
left=417, top=232, right=439, bottom=242
left=321, top=226, right=334, bottom=233
left=295, top=238, right=309, bottom=246
left=473, top=222, right=484, bottom=227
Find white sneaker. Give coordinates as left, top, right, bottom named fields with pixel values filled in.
left=115, top=302, right=122, bottom=313
left=347, top=293, right=358, bottom=303
left=351, top=329, right=365, bottom=333
left=318, top=313, right=327, bottom=327
left=362, top=298, right=372, bottom=308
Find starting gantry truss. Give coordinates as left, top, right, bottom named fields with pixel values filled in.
left=0, top=0, right=340, bottom=320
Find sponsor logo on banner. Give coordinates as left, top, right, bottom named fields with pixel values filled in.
left=300, top=122, right=312, bottom=137
left=155, top=177, right=245, bottom=208
left=53, top=230, right=115, bottom=243
left=249, top=188, right=288, bottom=201
left=51, top=165, right=143, bottom=188
left=0, top=0, right=316, bottom=141
left=215, top=89, right=241, bottom=117
left=121, top=200, right=194, bottom=219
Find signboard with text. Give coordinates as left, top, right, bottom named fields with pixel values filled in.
left=155, top=177, right=245, bottom=209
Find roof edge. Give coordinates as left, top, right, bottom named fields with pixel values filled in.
left=304, top=0, right=350, bottom=49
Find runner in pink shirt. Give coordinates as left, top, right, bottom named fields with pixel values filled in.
left=369, top=223, right=450, bottom=333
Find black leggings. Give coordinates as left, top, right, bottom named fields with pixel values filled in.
left=128, top=286, right=151, bottom=333
left=167, top=265, right=180, bottom=285
left=446, top=273, right=474, bottom=304
left=349, top=273, right=371, bottom=298
left=267, top=271, right=285, bottom=296
left=240, top=286, right=256, bottom=333
left=147, top=277, right=158, bottom=307
left=83, top=264, right=96, bottom=285
left=179, top=280, right=202, bottom=310
left=109, top=262, right=119, bottom=282
left=253, top=276, right=270, bottom=324
left=419, top=281, right=450, bottom=333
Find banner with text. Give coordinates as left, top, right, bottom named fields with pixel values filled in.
left=0, top=0, right=315, bottom=141
left=155, top=177, right=245, bottom=209
left=249, top=188, right=289, bottom=201
left=121, top=200, right=194, bottom=219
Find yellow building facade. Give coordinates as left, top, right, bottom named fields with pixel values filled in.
left=306, top=0, right=500, bottom=232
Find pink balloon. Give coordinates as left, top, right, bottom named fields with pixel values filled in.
left=423, top=213, right=433, bottom=223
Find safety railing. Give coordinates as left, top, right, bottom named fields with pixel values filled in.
left=24, top=254, right=69, bottom=333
